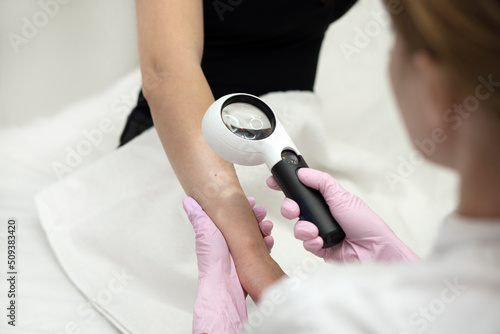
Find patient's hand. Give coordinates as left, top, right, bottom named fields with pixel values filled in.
left=183, top=196, right=274, bottom=334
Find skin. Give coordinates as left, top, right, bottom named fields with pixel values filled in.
left=134, top=0, right=284, bottom=301
left=389, top=34, right=500, bottom=218
left=236, top=32, right=500, bottom=297
left=136, top=0, right=499, bottom=301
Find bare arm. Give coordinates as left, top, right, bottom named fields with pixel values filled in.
left=134, top=0, right=284, bottom=300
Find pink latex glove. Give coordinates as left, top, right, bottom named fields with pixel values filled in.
left=267, top=168, right=420, bottom=263
left=183, top=196, right=273, bottom=334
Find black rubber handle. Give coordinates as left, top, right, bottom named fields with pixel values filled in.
left=271, top=151, right=345, bottom=248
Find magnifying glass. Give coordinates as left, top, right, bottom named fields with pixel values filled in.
left=202, top=93, right=345, bottom=248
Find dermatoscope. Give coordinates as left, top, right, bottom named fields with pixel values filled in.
left=202, top=93, right=345, bottom=248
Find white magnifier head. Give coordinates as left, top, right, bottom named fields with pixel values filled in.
left=203, top=93, right=346, bottom=248
left=221, top=102, right=274, bottom=140
left=202, top=93, right=299, bottom=168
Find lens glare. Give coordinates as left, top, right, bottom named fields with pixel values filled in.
left=222, top=102, right=273, bottom=140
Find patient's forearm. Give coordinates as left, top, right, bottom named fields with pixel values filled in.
left=143, top=64, right=284, bottom=299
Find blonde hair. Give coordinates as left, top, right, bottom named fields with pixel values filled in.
left=385, top=0, right=500, bottom=110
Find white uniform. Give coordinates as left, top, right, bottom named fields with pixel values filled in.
left=253, top=214, right=500, bottom=333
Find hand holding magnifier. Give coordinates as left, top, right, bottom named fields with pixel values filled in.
left=202, top=93, right=345, bottom=248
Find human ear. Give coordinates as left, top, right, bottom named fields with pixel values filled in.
left=412, top=50, right=457, bottom=131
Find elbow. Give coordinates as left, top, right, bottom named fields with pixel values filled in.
left=139, top=54, right=201, bottom=102
left=140, top=63, right=168, bottom=101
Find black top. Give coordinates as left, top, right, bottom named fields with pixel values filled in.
left=202, top=0, right=357, bottom=98
left=119, top=0, right=357, bottom=145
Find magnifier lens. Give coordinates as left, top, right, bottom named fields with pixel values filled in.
left=221, top=102, right=273, bottom=140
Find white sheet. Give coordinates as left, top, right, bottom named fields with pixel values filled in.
left=0, top=69, right=141, bottom=333
left=34, top=88, right=458, bottom=333
left=1, top=1, right=459, bottom=333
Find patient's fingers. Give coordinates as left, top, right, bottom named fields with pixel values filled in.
left=266, top=176, right=282, bottom=191
left=294, top=220, right=319, bottom=240
left=247, top=197, right=256, bottom=208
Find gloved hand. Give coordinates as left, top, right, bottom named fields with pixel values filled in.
left=183, top=196, right=273, bottom=334
left=267, top=168, right=420, bottom=263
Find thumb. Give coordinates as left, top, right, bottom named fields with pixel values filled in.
left=297, top=169, right=380, bottom=238
left=296, top=168, right=346, bottom=208
left=182, top=197, right=206, bottom=232
left=296, top=168, right=342, bottom=193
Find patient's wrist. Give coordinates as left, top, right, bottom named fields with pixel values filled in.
left=201, top=188, right=267, bottom=245
left=201, top=190, right=285, bottom=299
left=236, top=255, right=285, bottom=301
